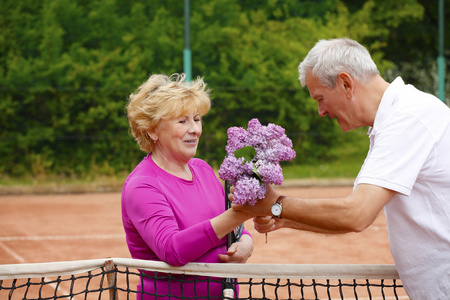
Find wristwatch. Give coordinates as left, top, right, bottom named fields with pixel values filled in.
left=271, top=195, right=286, bottom=218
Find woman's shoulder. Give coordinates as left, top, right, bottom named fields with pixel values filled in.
left=189, top=158, right=214, bottom=170
left=124, top=156, right=161, bottom=188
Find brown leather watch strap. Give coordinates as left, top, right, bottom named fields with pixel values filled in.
left=276, top=195, right=286, bottom=205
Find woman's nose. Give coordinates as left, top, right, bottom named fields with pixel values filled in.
left=189, top=120, right=201, bottom=133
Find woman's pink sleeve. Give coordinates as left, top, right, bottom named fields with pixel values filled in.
left=126, top=185, right=223, bottom=266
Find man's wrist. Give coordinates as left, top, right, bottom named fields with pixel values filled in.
left=271, top=195, right=286, bottom=218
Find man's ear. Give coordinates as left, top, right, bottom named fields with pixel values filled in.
left=337, top=72, right=354, bottom=99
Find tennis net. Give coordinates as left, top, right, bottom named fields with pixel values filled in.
left=0, top=257, right=409, bottom=300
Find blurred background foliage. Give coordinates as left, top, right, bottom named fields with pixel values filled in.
left=0, top=0, right=449, bottom=182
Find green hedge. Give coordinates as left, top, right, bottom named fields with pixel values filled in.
left=0, top=0, right=428, bottom=177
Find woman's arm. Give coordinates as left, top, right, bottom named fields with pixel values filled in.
left=125, top=182, right=254, bottom=266
left=126, top=185, right=223, bottom=266
left=210, top=208, right=251, bottom=240
left=210, top=208, right=254, bottom=263
left=217, top=233, right=253, bottom=263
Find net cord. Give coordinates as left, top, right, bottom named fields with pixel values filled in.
left=0, top=258, right=400, bottom=281
left=0, top=258, right=106, bottom=280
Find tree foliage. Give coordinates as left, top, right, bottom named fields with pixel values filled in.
left=0, top=0, right=445, bottom=177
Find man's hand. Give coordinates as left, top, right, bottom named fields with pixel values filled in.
left=253, top=216, right=277, bottom=233
left=254, top=215, right=301, bottom=233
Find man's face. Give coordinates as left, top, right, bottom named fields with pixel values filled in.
left=305, top=72, right=354, bottom=132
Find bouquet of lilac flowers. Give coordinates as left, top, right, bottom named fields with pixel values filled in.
left=219, top=118, right=296, bottom=205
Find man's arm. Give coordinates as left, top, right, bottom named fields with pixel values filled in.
left=233, top=183, right=396, bottom=234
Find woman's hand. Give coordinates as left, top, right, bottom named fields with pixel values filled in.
left=218, top=234, right=254, bottom=263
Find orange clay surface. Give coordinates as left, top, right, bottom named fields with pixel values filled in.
left=0, top=185, right=394, bottom=266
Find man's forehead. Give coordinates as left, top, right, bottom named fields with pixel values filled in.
left=305, top=72, right=322, bottom=96
left=305, top=71, right=321, bottom=86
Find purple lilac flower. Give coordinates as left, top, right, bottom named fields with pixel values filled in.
left=264, top=123, right=285, bottom=140
left=256, top=161, right=284, bottom=185
left=267, top=141, right=296, bottom=162
left=233, top=177, right=267, bottom=206
left=225, top=127, right=248, bottom=154
left=218, top=156, right=253, bottom=186
left=247, top=119, right=263, bottom=135
left=219, top=118, right=296, bottom=205
left=280, top=135, right=293, bottom=147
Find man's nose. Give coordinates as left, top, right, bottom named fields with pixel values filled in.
left=318, top=104, right=327, bottom=117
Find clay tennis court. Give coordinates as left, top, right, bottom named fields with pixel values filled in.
left=0, top=184, right=406, bottom=300
left=0, top=184, right=394, bottom=266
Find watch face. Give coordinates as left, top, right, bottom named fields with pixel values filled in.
left=271, top=204, right=282, bottom=216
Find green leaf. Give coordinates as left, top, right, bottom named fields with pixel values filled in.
left=234, top=146, right=263, bottom=185
left=233, top=146, right=256, bottom=163
left=251, top=165, right=263, bottom=185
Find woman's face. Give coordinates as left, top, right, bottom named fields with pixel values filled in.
left=152, top=112, right=202, bottom=164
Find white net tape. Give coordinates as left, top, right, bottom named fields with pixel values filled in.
left=0, top=258, right=409, bottom=300
left=0, top=258, right=400, bottom=280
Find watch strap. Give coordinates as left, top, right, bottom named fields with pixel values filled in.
left=275, top=195, right=286, bottom=205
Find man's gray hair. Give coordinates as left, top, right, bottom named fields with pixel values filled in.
left=298, top=38, right=379, bottom=88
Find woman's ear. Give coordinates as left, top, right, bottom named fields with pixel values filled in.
left=147, top=130, right=158, bottom=142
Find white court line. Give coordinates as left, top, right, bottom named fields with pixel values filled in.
left=0, top=233, right=125, bottom=242
left=0, top=241, right=78, bottom=299
left=0, top=228, right=385, bottom=242
left=0, top=234, right=124, bottom=299
left=0, top=241, right=26, bottom=263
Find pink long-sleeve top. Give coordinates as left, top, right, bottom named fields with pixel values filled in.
left=121, top=154, right=250, bottom=299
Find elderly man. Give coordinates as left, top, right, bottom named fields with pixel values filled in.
left=232, top=38, right=450, bottom=299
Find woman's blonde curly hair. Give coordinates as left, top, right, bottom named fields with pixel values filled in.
left=126, top=73, right=211, bottom=153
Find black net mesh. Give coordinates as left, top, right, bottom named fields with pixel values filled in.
left=0, top=260, right=409, bottom=300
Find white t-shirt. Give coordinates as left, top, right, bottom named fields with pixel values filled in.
left=355, top=77, right=450, bottom=299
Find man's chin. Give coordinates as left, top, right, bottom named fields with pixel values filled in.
left=337, top=120, right=351, bottom=132
left=340, top=123, right=358, bottom=132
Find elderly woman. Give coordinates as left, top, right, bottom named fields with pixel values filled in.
left=122, top=73, right=253, bottom=299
